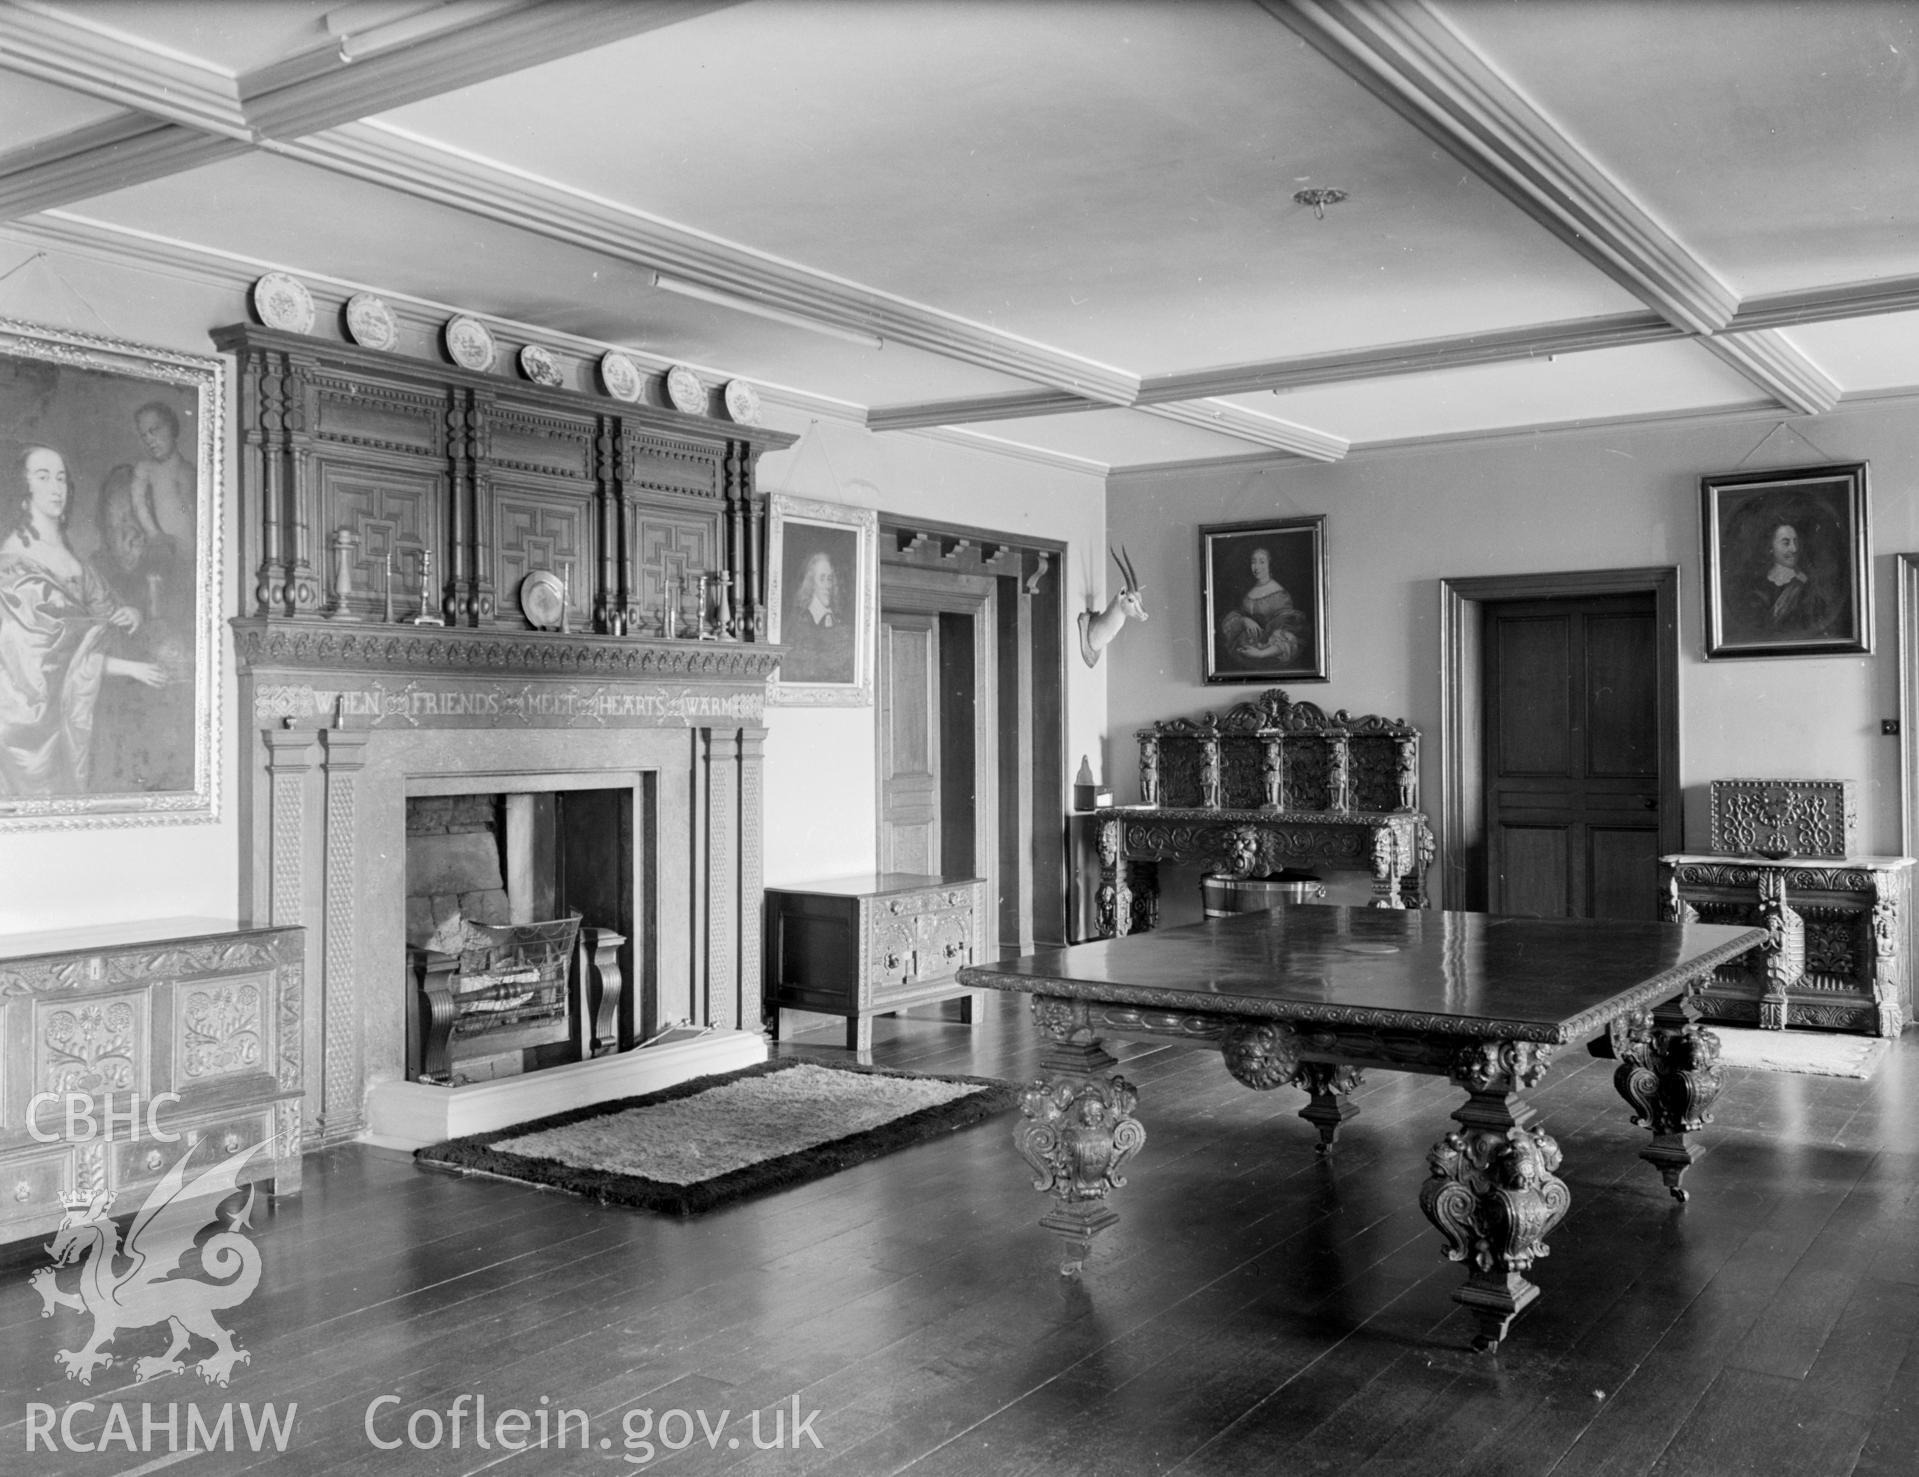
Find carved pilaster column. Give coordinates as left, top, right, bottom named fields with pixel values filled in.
left=704, top=728, right=741, bottom=1030
left=739, top=725, right=768, bottom=1032
left=744, top=482, right=765, bottom=641
left=1603, top=987, right=1724, bottom=1201
left=1872, top=888, right=1905, bottom=1036
left=1420, top=1039, right=1568, bottom=1352
left=261, top=727, right=317, bottom=931
left=1016, top=996, right=1146, bottom=1274
left=1756, top=868, right=1805, bottom=1030
left=318, top=724, right=370, bottom=1143
left=596, top=416, right=622, bottom=633
left=1370, top=823, right=1403, bottom=909
left=1096, top=813, right=1130, bottom=938
left=263, top=725, right=319, bottom=1149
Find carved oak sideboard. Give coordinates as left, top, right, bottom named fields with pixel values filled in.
left=1658, top=853, right=1913, bottom=1036
left=1094, top=688, right=1434, bottom=937
left=0, top=919, right=304, bottom=1246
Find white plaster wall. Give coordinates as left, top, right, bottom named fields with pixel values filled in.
left=753, top=415, right=1108, bottom=889
left=1107, top=404, right=1919, bottom=920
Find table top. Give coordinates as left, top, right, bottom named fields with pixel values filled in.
left=766, top=872, right=982, bottom=899
left=958, top=905, right=1765, bottom=1044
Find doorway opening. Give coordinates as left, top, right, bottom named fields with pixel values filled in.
left=1439, top=567, right=1681, bottom=917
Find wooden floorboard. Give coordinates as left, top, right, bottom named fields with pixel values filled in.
left=7, top=998, right=1919, bottom=1476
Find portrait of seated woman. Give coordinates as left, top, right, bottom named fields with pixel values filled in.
left=1220, top=545, right=1307, bottom=666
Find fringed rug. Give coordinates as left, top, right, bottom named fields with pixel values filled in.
left=1712, top=1027, right=1888, bottom=1079
left=415, top=1059, right=1019, bottom=1214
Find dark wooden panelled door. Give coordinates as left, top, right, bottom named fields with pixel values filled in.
left=1483, top=593, right=1662, bottom=919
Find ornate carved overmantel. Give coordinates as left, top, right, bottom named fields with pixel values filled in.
left=219, top=324, right=791, bottom=1148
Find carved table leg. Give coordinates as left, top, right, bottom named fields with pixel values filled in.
left=1419, top=1041, right=1569, bottom=1353
left=1221, top=1023, right=1365, bottom=1154
left=1016, top=997, right=1146, bottom=1275
left=1606, top=995, right=1723, bottom=1202
left=1096, top=816, right=1129, bottom=939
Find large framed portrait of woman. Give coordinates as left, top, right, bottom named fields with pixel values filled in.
left=764, top=492, right=877, bottom=707
left=0, top=319, right=223, bottom=828
left=1199, top=515, right=1327, bottom=684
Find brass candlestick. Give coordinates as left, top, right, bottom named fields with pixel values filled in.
left=411, top=548, right=445, bottom=627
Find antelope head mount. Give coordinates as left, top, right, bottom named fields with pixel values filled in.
left=1078, top=545, right=1147, bottom=668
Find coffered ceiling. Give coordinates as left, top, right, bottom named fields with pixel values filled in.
left=1, top=0, right=1913, bottom=477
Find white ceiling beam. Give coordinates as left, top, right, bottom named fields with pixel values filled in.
left=1700, top=330, right=1839, bottom=416
left=867, top=389, right=1103, bottom=432
left=240, top=1, right=740, bottom=140
left=1141, top=402, right=1348, bottom=461
left=0, top=2, right=249, bottom=137
left=1732, top=274, right=1919, bottom=333
left=280, top=122, right=1142, bottom=405
left=0, top=114, right=247, bottom=220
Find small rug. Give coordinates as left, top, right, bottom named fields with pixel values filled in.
left=1712, top=1027, right=1889, bottom=1079
left=416, top=1059, right=1019, bottom=1215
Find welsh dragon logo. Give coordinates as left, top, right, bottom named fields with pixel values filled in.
left=30, top=1140, right=268, bottom=1387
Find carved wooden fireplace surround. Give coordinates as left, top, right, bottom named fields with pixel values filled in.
left=220, top=325, right=797, bottom=1148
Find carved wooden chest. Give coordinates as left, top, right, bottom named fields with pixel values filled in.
left=764, top=875, right=987, bottom=1052
left=1659, top=854, right=1912, bottom=1036
left=0, top=919, right=304, bottom=1246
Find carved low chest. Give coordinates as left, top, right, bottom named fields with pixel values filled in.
left=1658, top=853, right=1913, bottom=1036
left=764, top=875, right=987, bottom=1052
left=0, top=919, right=304, bottom=1246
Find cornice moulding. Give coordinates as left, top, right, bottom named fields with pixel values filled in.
left=0, top=117, right=248, bottom=221
left=1142, top=401, right=1347, bottom=461
left=1138, top=312, right=1679, bottom=401
left=906, top=424, right=1109, bottom=479
left=1269, top=0, right=1737, bottom=337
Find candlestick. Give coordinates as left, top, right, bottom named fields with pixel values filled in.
left=411, top=547, right=445, bottom=627
left=382, top=551, right=395, bottom=623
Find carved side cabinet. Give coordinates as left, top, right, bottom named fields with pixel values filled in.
left=764, top=874, right=987, bottom=1052
left=1658, top=854, right=1913, bottom=1036
left=0, top=918, right=304, bottom=1246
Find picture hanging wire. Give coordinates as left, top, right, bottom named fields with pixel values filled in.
left=1736, top=420, right=1839, bottom=469
left=0, top=249, right=113, bottom=333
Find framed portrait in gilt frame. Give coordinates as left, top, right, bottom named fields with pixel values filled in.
left=0, top=318, right=223, bottom=828
left=1701, top=462, right=1871, bottom=659
left=1200, top=515, right=1327, bottom=683
left=765, top=492, right=877, bottom=706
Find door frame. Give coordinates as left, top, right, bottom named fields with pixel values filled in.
left=877, top=565, right=998, bottom=905
left=1438, top=566, right=1682, bottom=911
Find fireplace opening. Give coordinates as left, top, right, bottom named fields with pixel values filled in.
left=405, top=788, right=635, bottom=1086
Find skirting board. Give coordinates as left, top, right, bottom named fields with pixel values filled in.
left=361, top=1030, right=769, bottom=1151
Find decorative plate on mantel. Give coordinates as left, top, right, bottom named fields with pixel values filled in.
left=723, top=378, right=761, bottom=425
left=665, top=364, right=705, bottom=414
left=599, top=350, right=642, bottom=402
left=519, top=570, right=566, bottom=630
left=443, top=314, right=496, bottom=372
left=253, top=273, right=315, bottom=334
left=519, top=344, right=565, bottom=388
left=344, top=293, right=398, bottom=351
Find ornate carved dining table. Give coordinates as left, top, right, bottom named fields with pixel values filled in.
left=958, top=903, right=1766, bottom=1352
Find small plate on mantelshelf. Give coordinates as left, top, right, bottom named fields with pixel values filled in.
left=723, top=378, right=760, bottom=425
left=665, top=364, right=705, bottom=414
left=444, top=314, right=496, bottom=371
left=599, top=350, right=642, bottom=402
left=519, top=570, right=565, bottom=630
left=344, top=293, right=398, bottom=350
left=520, top=344, right=564, bottom=388
left=253, top=273, right=315, bottom=334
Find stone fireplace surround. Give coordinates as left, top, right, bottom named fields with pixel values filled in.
left=236, top=620, right=776, bottom=1149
